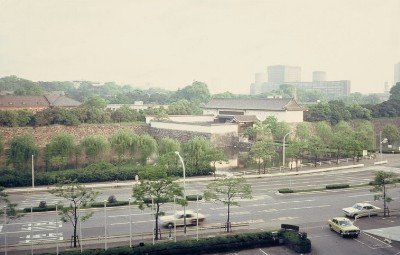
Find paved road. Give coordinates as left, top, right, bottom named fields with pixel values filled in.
left=1, top=164, right=400, bottom=254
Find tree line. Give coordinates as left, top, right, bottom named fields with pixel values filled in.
left=0, top=130, right=227, bottom=175
left=245, top=116, right=400, bottom=171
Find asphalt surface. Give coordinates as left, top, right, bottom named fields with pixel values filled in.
left=1, top=159, right=400, bottom=254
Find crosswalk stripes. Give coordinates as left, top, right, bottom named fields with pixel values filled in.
left=19, top=221, right=63, bottom=244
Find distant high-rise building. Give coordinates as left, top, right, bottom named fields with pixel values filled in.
left=313, top=71, right=327, bottom=82
left=395, top=62, right=400, bottom=85
left=250, top=66, right=350, bottom=100
left=267, top=65, right=301, bottom=83
left=384, top=81, right=389, bottom=93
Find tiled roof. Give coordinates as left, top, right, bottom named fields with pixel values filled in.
left=0, top=96, right=49, bottom=107
left=0, top=95, right=81, bottom=108
left=46, top=95, right=81, bottom=107
left=232, top=115, right=259, bottom=123
left=204, top=98, right=304, bottom=111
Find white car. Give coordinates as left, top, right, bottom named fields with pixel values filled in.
left=159, top=210, right=205, bottom=228
left=342, top=203, right=381, bottom=218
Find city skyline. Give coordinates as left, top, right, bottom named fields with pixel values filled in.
left=0, top=0, right=399, bottom=94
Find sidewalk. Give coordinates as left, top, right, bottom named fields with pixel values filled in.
left=5, top=154, right=399, bottom=194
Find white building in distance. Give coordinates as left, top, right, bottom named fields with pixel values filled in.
left=203, top=98, right=305, bottom=123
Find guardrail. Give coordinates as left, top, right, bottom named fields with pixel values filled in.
left=0, top=221, right=250, bottom=249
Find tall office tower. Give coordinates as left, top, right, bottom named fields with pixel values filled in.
left=384, top=82, right=389, bottom=93
left=395, top=62, right=400, bottom=85
left=267, top=65, right=301, bottom=83
left=255, top=72, right=267, bottom=84
left=313, top=71, right=327, bottom=82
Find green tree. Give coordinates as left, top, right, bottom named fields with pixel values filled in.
left=204, top=147, right=229, bottom=177
left=382, top=124, right=400, bottom=145
left=295, top=122, right=310, bottom=140
left=204, top=177, right=252, bottom=232
left=249, top=139, right=277, bottom=174
left=307, top=136, right=325, bottom=167
left=158, top=138, right=181, bottom=156
left=183, top=136, right=213, bottom=168
left=132, top=168, right=184, bottom=240
left=304, top=102, right=331, bottom=122
left=331, top=121, right=352, bottom=164
left=315, top=121, right=333, bottom=146
left=49, top=181, right=98, bottom=247
left=80, top=135, right=110, bottom=164
left=110, top=105, right=139, bottom=123
left=389, top=82, right=400, bottom=100
left=286, top=139, right=307, bottom=171
left=172, top=81, right=211, bottom=104
left=137, top=135, right=158, bottom=165
left=44, top=133, right=76, bottom=171
left=7, top=134, right=38, bottom=171
left=0, top=187, right=18, bottom=218
left=109, top=131, right=138, bottom=164
left=371, top=171, right=397, bottom=217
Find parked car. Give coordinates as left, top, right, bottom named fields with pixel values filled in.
left=342, top=203, right=381, bottom=218
left=328, top=217, right=360, bottom=237
left=159, top=210, right=205, bottom=228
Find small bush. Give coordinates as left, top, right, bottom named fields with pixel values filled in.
left=38, top=201, right=47, bottom=208
left=108, top=195, right=117, bottom=204
left=278, top=188, right=294, bottom=193
left=325, top=184, right=349, bottom=189
left=186, top=195, right=203, bottom=201
left=281, top=230, right=311, bottom=253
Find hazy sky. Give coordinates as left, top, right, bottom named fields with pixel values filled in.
left=0, top=0, right=399, bottom=94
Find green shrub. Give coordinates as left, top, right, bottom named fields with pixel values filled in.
left=281, top=230, right=311, bottom=253
left=23, top=205, right=62, bottom=213
left=325, top=184, right=349, bottom=189
left=90, top=201, right=129, bottom=208
left=42, top=231, right=278, bottom=255
left=278, top=188, right=294, bottom=193
left=186, top=195, right=203, bottom=201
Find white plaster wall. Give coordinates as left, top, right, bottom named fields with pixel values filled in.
left=150, top=121, right=238, bottom=134
left=245, top=110, right=303, bottom=123
left=203, top=109, right=219, bottom=116
left=146, top=115, right=214, bottom=124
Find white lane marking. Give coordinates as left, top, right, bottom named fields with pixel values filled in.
left=259, top=248, right=269, bottom=255
left=349, top=193, right=378, bottom=198
left=108, top=212, right=153, bottom=218
left=110, top=220, right=152, bottom=226
left=261, top=204, right=331, bottom=213
left=20, top=233, right=63, bottom=244
left=211, top=199, right=315, bottom=210
left=360, top=231, right=392, bottom=249
left=0, top=225, right=2, bottom=232
left=218, top=211, right=250, bottom=216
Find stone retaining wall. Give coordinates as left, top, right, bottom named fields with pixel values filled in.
left=0, top=123, right=149, bottom=148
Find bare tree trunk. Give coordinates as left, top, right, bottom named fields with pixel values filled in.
left=73, top=208, right=77, bottom=247
left=155, top=204, right=160, bottom=240
left=227, top=200, right=230, bottom=232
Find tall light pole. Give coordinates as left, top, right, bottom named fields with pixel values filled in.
left=3, top=206, right=7, bottom=255
left=104, top=200, right=108, bottom=250
left=128, top=198, right=132, bottom=248
left=282, top=131, right=293, bottom=168
left=55, top=203, right=59, bottom=255
left=379, top=131, right=388, bottom=162
left=31, top=155, right=35, bottom=188
left=175, top=151, right=187, bottom=235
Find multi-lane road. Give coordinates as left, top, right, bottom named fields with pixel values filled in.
left=1, top=165, right=400, bottom=254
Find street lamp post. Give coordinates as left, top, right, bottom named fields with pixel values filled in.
left=104, top=200, right=108, bottom=250
left=31, top=155, right=35, bottom=188
left=379, top=131, right=388, bottom=162
left=282, top=131, right=293, bottom=168
left=128, top=198, right=132, bottom=247
left=175, top=151, right=187, bottom=235
left=4, top=206, right=7, bottom=255
left=55, top=203, right=59, bottom=255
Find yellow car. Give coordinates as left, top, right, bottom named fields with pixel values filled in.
left=328, top=217, right=360, bottom=238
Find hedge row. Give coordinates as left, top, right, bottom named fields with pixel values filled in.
left=43, top=231, right=278, bottom=255
left=22, top=205, right=62, bottom=213
left=278, top=188, right=294, bottom=193
left=0, top=162, right=213, bottom=188
left=325, top=184, right=350, bottom=189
